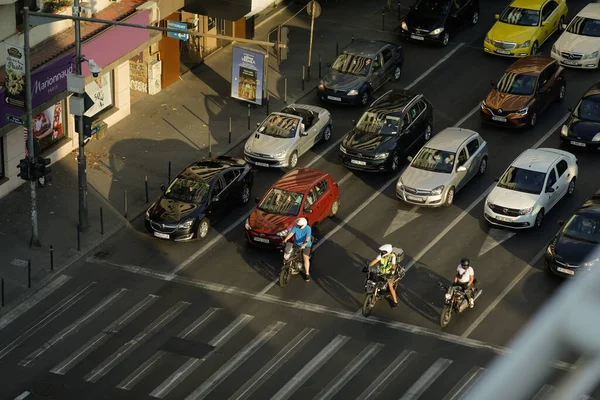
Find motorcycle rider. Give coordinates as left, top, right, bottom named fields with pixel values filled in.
left=453, top=258, right=475, bottom=308
left=368, top=244, right=399, bottom=308
left=282, top=217, right=312, bottom=282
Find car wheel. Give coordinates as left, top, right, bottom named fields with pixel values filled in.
left=567, top=178, right=576, bottom=196
left=424, top=124, right=433, bottom=141
left=329, top=198, right=340, bottom=217
left=322, top=125, right=332, bottom=142
left=444, top=186, right=455, bottom=207
left=557, top=83, right=566, bottom=102
left=478, top=156, right=488, bottom=176
left=529, top=111, right=538, bottom=128
left=531, top=41, right=539, bottom=56
left=197, top=218, right=210, bottom=239
left=360, top=91, right=371, bottom=107
left=558, top=15, right=565, bottom=32
left=441, top=32, right=450, bottom=47
left=472, top=10, right=479, bottom=25
left=240, top=184, right=251, bottom=204
left=392, top=66, right=402, bottom=82
left=288, top=151, right=299, bottom=169
left=534, top=209, right=544, bottom=228
left=390, top=153, right=400, bottom=172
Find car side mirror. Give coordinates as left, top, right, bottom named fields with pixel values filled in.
left=561, top=23, right=567, bottom=30
left=300, top=130, right=309, bottom=136
left=541, top=21, right=546, bottom=26
left=305, top=208, right=313, bottom=214
left=494, top=177, right=499, bottom=182
left=212, top=196, right=220, bottom=202
left=407, top=156, right=413, bottom=162
left=494, top=14, right=499, bottom=20
left=160, top=184, right=166, bottom=191
left=256, top=122, right=261, bottom=127
left=558, top=219, right=565, bottom=227
left=457, top=165, right=467, bottom=172
left=546, top=187, right=555, bottom=193
left=254, top=196, right=260, bottom=204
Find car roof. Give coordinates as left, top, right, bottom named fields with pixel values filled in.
left=342, top=39, right=390, bottom=58
left=182, top=157, right=245, bottom=181
left=583, top=82, right=600, bottom=98
left=273, top=168, right=328, bottom=192
left=579, top=3, right=600, bottom=18
left=367, top=89, right=420, bottom=115
left=426, top=128, right=478, bottom=152
left=506, top=56, right=555, bottom=76
left=509, top=0, right=546, bottom=10
left=511, top=148, right=561, bottom=172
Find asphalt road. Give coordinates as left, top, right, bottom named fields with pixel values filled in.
left=2, top=0, right=600, bottom=398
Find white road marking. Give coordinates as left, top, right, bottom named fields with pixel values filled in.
left=478, top=228, right=517, bottom=257
left=0, top=282, right=96, bottom=360
left=230, top=328, right=318, bottom=400
left=117, top=307, right=220, bottom=390
left=356, top=350, right=416, bottom=400
left=315, top=342, right=384, bottom=400
left=405, top=43, right=465, bottom=90
left=271, top=335, right=350, bottom=400
left=443, top=366, right=486, bottom=400
left=84, top=301, right=189, bottom=383
left=337, top=171, right=354, bottom=186
left=453, top=104, right=481, bottom=128
left=19, top=288, right=127, bottom=367
left=51, top=294, right=158, bottom=375
left=14, top=392, right=30, bottom=400
left=400, top=358, right=453, bottom=400
left=0, top=274, right=71, bottom=332
left=184, top=321, right=286, bottom=400
left=384, top=206, right=421, bottom=237
left=150, top=314, right=253, bottom=398
left=533, top=384, right=556, bottom=400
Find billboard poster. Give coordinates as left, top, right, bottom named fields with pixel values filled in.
left=33, top=101, right=64, bottom=151
left=4, top=44, right=26, bottom=109
left=231, top=46, right=264, bottom=105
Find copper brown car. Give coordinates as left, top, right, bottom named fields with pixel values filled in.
left=480, top=56, right=566, bottom=128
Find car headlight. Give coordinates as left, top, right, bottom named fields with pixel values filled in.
left=430, top=27, right=444, bottom=36
left=347, top=89, right=359, bottom=96
left=516, top=106, right=529, bottom=115
left=592, top=132, right=600, bottom=142
left=396, top=181, right=404, bottom=190
left=245, top=218, right=251, bottom=230
left=401, top=21, right=408, bottom=31
left=276, top=229, right=289, bottom=237
left=486, top=200, right=494, bottom=208
left=484, top=34, right=492, bottom=44
left=431, top=185, right=444, bottom=196
left=583, top=51, right=600, bottom=60
left=374, top=152, right=389, bottom=160
left=273, top=150, right=287, bottom=158
left=481, top=100, right=488, bottom=109
left=244, top=142, right=251, bottom=153
left=179, top=219, right=194, bottom=229
left=561, top=125, right=569, bottom=136
left=340, top=145, right=347, bottom=154
left=145, top=208, right=151, bottom=219
left=546, top=244, right=554, bottom=256
left=516, top=40, right=531, bottom=49
left=519, top=206, right=534, bottom=215
left=318, top=80, right=324, bottom=90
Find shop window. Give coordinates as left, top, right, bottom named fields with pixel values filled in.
left=33, top=101, right=66, bottom=152
left=84, top=72, right=114, bottom=121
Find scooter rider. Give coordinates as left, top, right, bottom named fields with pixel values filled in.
left=368, top=244, right=399, bottom=308
left=283, top=218, right=312, bottom=282
left=453, top=258, right=475, bottom=308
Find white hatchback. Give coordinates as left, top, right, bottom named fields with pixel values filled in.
left=484, top=148, right=578, bottom=229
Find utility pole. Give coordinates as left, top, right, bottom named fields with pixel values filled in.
left=307, top=0, right=317, bottom=81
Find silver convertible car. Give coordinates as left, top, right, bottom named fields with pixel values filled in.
left=244, top=104, right=333, bottom=169
left=396, top=127, right=489, bottom=207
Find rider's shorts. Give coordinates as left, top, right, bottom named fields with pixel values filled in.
left=302, top=246, right=311, bottom=256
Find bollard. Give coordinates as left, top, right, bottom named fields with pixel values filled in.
left=168, top=161, right=172, bottom=184
left=229, top=117, right=232, bottom=144
left=100, top=207, right=104, bottom=235
left=319, top=54, right=322, bottom=79
left=247, top=104, right=251, bottom=130
left=336, top=42, right=339, bottom=57
left=208, top=131, right=212, bottom=158
left=284, top=78, right=288, bottom=103
left=50, top=245, right=54, bottom=271
left=352, top=35, right=355, bottom=42
left=77, top=224, right=81, bottom=251
left=28, top=260, right=31, bottom=288
left=124, top=190, right=128, bottom=218
left=382, top=11, right=385, bottom=30
left=302, top=66, right=305, bottom=91
left=145, top=175, right=149, bottom=203
left=1, top=277, right=4, bottom=307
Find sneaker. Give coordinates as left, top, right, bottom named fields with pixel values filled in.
left=469, top=299, right=475, bottom=308
left=305, top=274, right=311, bottom=282
left=391, top=302, right=398, bottom=308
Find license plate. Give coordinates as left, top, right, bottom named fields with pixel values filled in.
left=495, top=49, right=511, bottom=55
left=254, top=161, right=270, bottom=167
left=407, top=195, right=424, bottom=202
left=153, top=232, right=170, bottom=239
left=253, top=237, right=270, bottom=243
left=351, top=159, right=366, bottom=166
left=495, top=215, right=512, bottom=222
left=571, top=141, right=586, bottom=147
left=327, top=96, right=342, bottom=101
left=492, top=116, right=507, bottom=122
left=556, top=266, right=575, bottom=275
left=410, top=34, right=424, bottom=41
left=562, top=60, right=579, bottom=66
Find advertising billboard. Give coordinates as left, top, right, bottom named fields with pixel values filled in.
left=231, top=45, right=265, bottom=105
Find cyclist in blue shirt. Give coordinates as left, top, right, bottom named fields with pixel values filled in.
left=283, top=218, right=312, bottom=282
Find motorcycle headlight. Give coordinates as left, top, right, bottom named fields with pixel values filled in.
left=516, top=40, right=531, bottom=49
left=273, top=150, right=287, bottom=158
left=276, top=229, right=289, bottom=237
left=431, top=185, right=444, bottom=196
left=516, top=106, right=529, bottom=115
left=340, top=145, right=347, bottom=154
left=374, top=152, right=389, bottom=160
left=519, top=206, right=534, bottom=215
left=401, top=21, right=408, bottom=31
left=445, top=293, right=452, bottom=300
left=347, top=89, right=359, bottom=96
left=561, top=125, right=569, bottom=136
left=592, top=132, right=600, bottom=142
left=430, top=27, right=444, bottom=36
left=484, top=34, right=492, bottom=44
left=179, top=219, right=194, bottom=229
left=318, top=80, right=324, bottom=90
left=244, top=218, right=251, bottom=230
left=584, top=51, right=600, bottom=60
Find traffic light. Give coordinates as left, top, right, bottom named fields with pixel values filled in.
left=74, top=115, right=93, bottom=140
left=280, top=26, right=289, bottom=62
left=33, top=157, right=52, bottom=186
left=17, top=158, right=31, bottom=181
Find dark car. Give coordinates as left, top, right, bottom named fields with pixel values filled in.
left=481, top=56, right=566, bottom=128
left=400, top=0, right=479, bottom=46
left=560, top=82, right=600, bottom=150
left=317, top=39, right=404, bottom=107
left=339, top=89, right=434, bottom=172
left=545, top=189, right=600, bottom=278
left=145, top=156, right=254, bottom=242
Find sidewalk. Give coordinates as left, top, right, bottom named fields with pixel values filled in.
left=0, top=0, right=403, bottom=312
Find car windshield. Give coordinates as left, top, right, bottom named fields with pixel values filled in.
left=497, top=166, right=545, bottom=194
left=495, top=72, right=537, bottom=96
left=563, top=214, right=600, bottom=244
left=258, top=188, right=304, bottom=216
left=356, top=112, right=401, bottom=135
left=567, top=16, right=600, bottom=37
left=414, top=0, right=450, bottom=14
left=499, top=7, right=540, bottom=27
left=574, top=97, right=600, bottom=122
left=331, top=53, right=372, bottom=76
left=411, top=147, right=457, bottom=174
left=164, top=177, right=209, bottom=203
left=257, top=114, right=300, bottom=138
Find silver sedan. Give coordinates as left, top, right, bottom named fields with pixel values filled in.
left=244, top=104, right=333, bottom=169
left=396, top=127, right=489, bottom=207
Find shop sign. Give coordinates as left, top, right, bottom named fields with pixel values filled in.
left=84, top=73, right=113, bottom=117
left=231, top=46, right=265, bottom=106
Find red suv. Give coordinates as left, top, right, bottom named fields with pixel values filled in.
left=245, top=168, right=340, bottom=249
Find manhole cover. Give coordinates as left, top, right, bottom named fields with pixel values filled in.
left=32, top=381, right=66, bottom=396
left=93, top=250, right=111, bottom=259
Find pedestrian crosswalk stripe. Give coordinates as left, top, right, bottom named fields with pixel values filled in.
left=50, top=294, right=159, bottom=375
left=0, top=282, right=96, bottom=360
left=357, top=350, right=417, bottom=400
left=184, top=321, right=286, bottom=400
left=400, top=358, right=453, bottom=400
left=149, top=314, right=254, bottom=399
left=271, top=335, right=350, bottom=400
left=315, top=342, right=384, bottom=400
left=19, top=288, right=127, bottom=367
left=443, top=366, right=486, bottom=400
left=229, top=327, right=318, bottom=400
left=117, top=307, right=220, bottom=391
left=84, top=301, right=190, bottom=383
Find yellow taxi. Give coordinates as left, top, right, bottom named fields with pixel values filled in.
left=484, top=0, right=568, bottom=57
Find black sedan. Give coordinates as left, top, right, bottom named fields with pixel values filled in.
left=545, top=189, right=600, bottom=277
left=145, top=156, right=254, bottom=241
left=317, top=39, right=403, bottom=107
left=560, top=82, right=600, bottom=151
left=339, top=89, right=434, bottom=172
left=400, top=0, right=479, bottom=46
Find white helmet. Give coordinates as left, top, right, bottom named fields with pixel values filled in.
left=296, top=217, right=308, bottom=228
left=379, top=244, right=393, bottom=255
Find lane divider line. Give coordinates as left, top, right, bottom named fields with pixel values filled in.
left=405, top=43, right=465, bottom=90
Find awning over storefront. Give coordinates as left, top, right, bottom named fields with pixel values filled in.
left=182, top=0, right=252, bottom=21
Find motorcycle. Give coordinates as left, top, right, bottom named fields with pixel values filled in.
left=279, top=239, right=316, bottom=287
left=438, top=281, right=482, bottom=328
left=361, top=248, right=406, bottom=317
